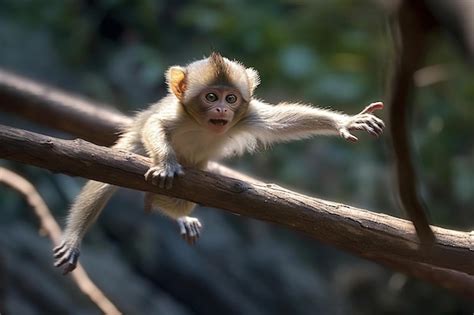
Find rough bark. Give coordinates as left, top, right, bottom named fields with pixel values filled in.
left=0, top=125, right=473, bottom=283
left=1, top=69, right=474, bottom=297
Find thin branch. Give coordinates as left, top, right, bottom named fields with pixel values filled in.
left=375, top=257, right=474, bottom=297
left=0, top=167, right=122, bottom=315
left=388, top=0, right=436, bottom=244
left=0, top=125, right=473, bottom=284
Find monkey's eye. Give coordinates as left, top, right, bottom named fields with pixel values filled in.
left=205, top=93, right=218, bottom=102
left=225, top=94, right=237, bottom=104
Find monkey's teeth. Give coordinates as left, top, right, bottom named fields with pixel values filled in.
left=209, top=119, right=228, bottom=126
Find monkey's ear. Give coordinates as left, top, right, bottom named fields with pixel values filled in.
left=166, top=66, right=187, bottom=100
left=246, top=68, right=260, bottom=95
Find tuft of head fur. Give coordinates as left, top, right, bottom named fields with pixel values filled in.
left=208, top=52, right=229, bottom=82
left=166, top=53, right=260, bottom=103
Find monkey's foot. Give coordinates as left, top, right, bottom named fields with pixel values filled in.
left=53, top=242, right=80, bottom=275
left=145, top=163, right=184, bottom=189
left=177, top=216, right=202, bottom=245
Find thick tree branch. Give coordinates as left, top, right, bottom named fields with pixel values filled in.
left=0, top=125, right=473, bottom=281
left=1, top=69, right=474, bottom=297
left=0, top=167, right=121, bottom=315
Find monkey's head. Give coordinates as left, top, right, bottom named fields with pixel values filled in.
left=166, top=52, right=260, bottom=134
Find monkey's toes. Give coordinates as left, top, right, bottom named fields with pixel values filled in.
left=177, top=216, right=202, bottom=245
left=53, top=243, right=80, bottom=275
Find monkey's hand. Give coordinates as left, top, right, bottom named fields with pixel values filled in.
left=177, top=216, right=202, bottom=245
left=53, top=237, right=81, bottom=275
left=339, top=102, right=385, bottom=142
left=145, top=160, right=184, bottom=189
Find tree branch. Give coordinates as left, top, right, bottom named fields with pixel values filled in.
left=0, top=69, right=129, bottom=146
left=0, top=125, right=473, bottom=282
left=1, top=69, right=474, bottom=297
left=0, top=167, right=122, bottom=315
left=388, top=0, right=436, bottom=244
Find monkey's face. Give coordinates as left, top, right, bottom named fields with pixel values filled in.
left=190, top=85, right=245, bottom=134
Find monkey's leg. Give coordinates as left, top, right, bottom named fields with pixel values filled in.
left=145, top=193, right=202, bottom=244
left=54, top=181, right=117, bottom=274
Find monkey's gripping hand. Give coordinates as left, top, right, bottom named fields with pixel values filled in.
left=53, top=237, right=80, bottom=275
left=145, top=160, right=184, bottom=189
left=338, top=102, right=385, bottom=142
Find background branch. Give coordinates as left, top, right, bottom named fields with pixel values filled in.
left=0, top=69, right=129, bottom=147
left=0, top=124, right=473, bottom=299
left=0, top=167, right=122, bottom=315
left=388, top=0, right=436, bottom=244
left=0, top=69, right=257, bottom=182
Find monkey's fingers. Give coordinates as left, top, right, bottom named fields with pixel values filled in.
left=53, top=242, right=66, bottom=254
left=157, top=173, right=167, bottom=189
left=350, top=122, right=380, bottom=137
left=54, top=247, right=68, bottom=259
left=146, top=165, right=184, bottom=189
left=163, top=172, right=175, bottom=190
left=146, top=169, right=169, bottom=188
left=368, top=117, right=385, bottom=135
left=357, top=115, right=385, bottom=130
left=351, top=112, right=385, bottom=136
left=359, top=102, right=384, bottom=115
left=54, top=249, right=72, bottom=267
left=366, top=120, right=384, bottom=135
left=340, top=128, right=358, bottom=143
left=144, top=168, right=159, bottom=183
left=163, top=166, right=186, bottom=189
left=372, top=116, right=385, bottom=130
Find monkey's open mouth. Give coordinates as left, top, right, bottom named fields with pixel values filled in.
left=209, top=119, right=228, bottom=126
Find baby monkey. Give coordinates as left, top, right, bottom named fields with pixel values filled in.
left=54, top=52, right=384, bottom=274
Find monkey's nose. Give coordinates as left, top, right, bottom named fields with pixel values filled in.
left=215, top=107, right=228, bottom=113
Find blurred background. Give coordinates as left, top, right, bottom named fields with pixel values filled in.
left=0, top=0, right=473, bottom=314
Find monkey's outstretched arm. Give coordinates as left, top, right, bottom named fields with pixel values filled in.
left=142, top=114, right=184, bottom=189
left=243, top=100, right=384, bottom=144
